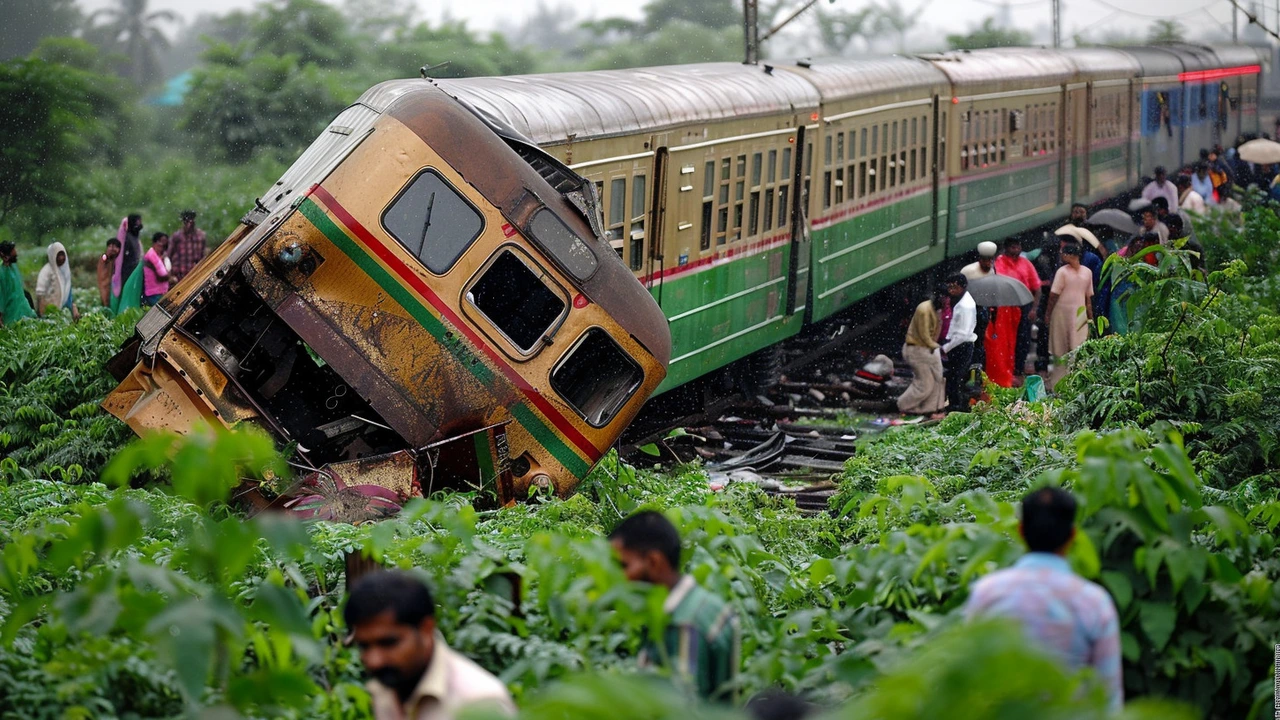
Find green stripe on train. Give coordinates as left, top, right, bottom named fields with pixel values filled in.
left=297, top=198, right=591, bottom=479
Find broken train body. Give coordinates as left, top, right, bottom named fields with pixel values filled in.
left=103, top=80, right=672, bottom=506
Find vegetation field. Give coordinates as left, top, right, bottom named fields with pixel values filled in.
left=3, top=188, right=1280, bottom=718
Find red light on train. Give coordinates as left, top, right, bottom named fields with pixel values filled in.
left=1178, top=65, right=1261, bottom=82
left=951, top=97, right=960, bottom=104
left=810, top=112, right=820, bottom=121
left=573, top=293, right=589, bottom=309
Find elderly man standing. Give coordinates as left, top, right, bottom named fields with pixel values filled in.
left=961, top=241, right=997, bottom=280
left=0, top=241, right=34, bottom=327
left=345, top=570, right=515, bottom=720
left=995, top=238, right=1041, bottom=380
left=168, top=210, right=207, bottom=284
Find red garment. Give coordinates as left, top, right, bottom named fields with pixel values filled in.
left=985, top=305, right=1020, bottom=387
left=995, top=254, right=1042, bottom=292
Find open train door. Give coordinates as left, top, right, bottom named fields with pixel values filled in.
left=785, top=125, right=810, bottom=318
left=646, top=138, right=670, bottom=305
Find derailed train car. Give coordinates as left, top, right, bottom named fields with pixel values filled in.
left=103, top=80, right=672, bottom=506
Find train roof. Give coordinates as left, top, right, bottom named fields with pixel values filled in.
left=920, top=48, right=1077, bottom=90
left=1055, top=47, right=1142, bottom=80
left=1199, top=43, right=1269, bottom=69
left=775, top=55, right=949, bottom=101
left=437, top=64, right=818, bottom=145
left=1119, top=46, right=1197, bottom=78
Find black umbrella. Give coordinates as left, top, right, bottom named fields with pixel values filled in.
left=967, top=275, right=1034, bottom=307
left=1088, top=208, right=1141, bottom=236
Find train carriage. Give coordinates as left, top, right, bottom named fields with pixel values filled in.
left=442, top=65, right=820, bottom=393
left=923, top=49, right=1077, bottom=256
left=1057, top=48, right=1141, bottom=206
left=105, top=79, right=671, bottom=504
left=778, top=57, right=950, bottom=322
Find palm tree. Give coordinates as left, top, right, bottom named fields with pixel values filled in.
left=88, top=0, right=178, bottom=86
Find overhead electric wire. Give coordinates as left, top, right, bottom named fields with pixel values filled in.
left=1222, top=0, right=1280, bottom=41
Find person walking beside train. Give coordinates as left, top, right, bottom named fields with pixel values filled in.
left=995, top=238, right=1041, bottom=380
left=609, top=510, right=741, bottom=702
left=963, top=487, right=1123, bottom=712
left=1140, top=166, right=1177, bottom=210
left=168, top=210, right=206, bottom=284
left=1176, top=174, right=1206, bottom=214
left=1045, top=243, right=1093, bottom=388
left=897, top=286, right=948, bottom=416
left=941, top=274, right=977, bottom=412
left=0, top=241, right=35, bottom=327
left=344, top=569, right=516, bottom=720
left=1190, top=163, right=1217, bottom=207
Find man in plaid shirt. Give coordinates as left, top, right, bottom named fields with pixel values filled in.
left=168, top=210, right=207, bottom=283
left=964, top=487, right=1123, bottom=711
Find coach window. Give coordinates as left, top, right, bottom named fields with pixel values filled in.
left=382, top=169, right=485, bottom=275
left=608, top=178, right=626, bottom=260
left=630, top=174, right=646, bottom=271
left=939, top=112, right=946, bottom=173
left=717, top=158, right=730, bottom=246
left=778, top=147, right=792, bottom=229
left=466, top=247, right=567, bottom=355
left=732, top=155, right=747, bottom=241
left=764, top=149, right=777, bottom=232
left=551, top=327, right=643, bottom=428
left=701, top=161, right=714, bottom=251
left=921, top=116, right=929, bottom=178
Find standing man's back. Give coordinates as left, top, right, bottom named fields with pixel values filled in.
left=964, top=487, right=1123, bottom=711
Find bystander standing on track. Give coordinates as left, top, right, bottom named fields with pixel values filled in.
left=941, top=274, right=977, bottom=412
left=994, top=238, right=1041, bottom=381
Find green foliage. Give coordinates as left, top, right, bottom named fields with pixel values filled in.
left=250, top=0, right=357, bottom=69
left=182, top=49, right=344, bottom=162
left=946, top=17, right=1032, bottom=51
left=370, top=22, right=537, bottom=79
left=0, top=311, right=137, bottom=481
left=0, top=57, right=123, bottom=232
left=83, top=0, right=178, bottom=87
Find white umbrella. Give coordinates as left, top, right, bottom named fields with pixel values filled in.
left=1237, top=138, right=1280, bottom=165
left=1054, top=225, right=1101, bottom=249
left=1088, top=209, right=1141, bottom=236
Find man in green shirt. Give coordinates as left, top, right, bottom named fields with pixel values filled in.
left=0, top=242, right=35, bottom=326
left=609, top=510, right=740, bottom=701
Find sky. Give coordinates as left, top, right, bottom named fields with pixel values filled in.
left=74, top=0, right=1267, bottom=48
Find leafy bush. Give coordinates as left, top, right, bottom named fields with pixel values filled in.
left=0, top=311, right=137, bottom=482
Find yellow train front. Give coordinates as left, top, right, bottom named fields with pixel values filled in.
left=103, top=79, right=672, bottom=506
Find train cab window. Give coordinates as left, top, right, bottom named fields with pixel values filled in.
left=551, top=327, right=643, bottom=428
left=467, top=248, right=566, bottom=353
left=382, top=169, right=484, bottom=275
left=528, top=208, right=598, bottom=280
left=629, top=175, right=646, bottom=271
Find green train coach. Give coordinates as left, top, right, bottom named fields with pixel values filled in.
left=439, top=43, right=1267, bottom=396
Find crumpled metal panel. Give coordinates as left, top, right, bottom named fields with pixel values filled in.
left=922, top=48, right=1077, bottom=89
left=438, top=63, right=819, bottom=145
left=777, top=56, right=949, bottom=100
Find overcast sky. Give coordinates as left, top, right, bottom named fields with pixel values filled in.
left=75, top=0, right=1266, bottom=48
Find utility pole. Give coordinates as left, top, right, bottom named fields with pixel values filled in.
left=744, top=0, right=760, bottom=65
left=1233, top=2, right=1239, bottom=41
left=1051, top=0, right=1061, bottom=48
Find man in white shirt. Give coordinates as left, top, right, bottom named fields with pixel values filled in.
left=1175, top=175, right=1205, bottom=214
left=942, top=273, right=978, bottom=412
left=346, top=570, right=516, bottom=720
left=961, top=241, right=998, bottom=280
left=1140, top=166, right=1178, bottom=210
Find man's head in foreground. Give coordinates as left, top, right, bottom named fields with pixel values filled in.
left=345, top=570, right=438, bottom=702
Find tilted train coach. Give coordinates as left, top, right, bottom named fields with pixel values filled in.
left=105, top=43, right=1267, bottom=503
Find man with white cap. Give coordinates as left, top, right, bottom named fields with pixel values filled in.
left=961, top=242, right=998, bottom=280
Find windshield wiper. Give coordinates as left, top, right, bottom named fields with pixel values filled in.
left=418, top=192, right=436, bottom=253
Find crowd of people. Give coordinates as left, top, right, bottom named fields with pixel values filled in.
left=897, top=140, right=1262, bottom=413
left=0, top=210, right=207, bottom=327
left=345, top=489, right=1119, bottom=719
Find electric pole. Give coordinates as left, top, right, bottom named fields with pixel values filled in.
left=744, top=0, right=760, bottom=65
left=1233, top=2, right=1239, bottom=41
left=1051, top=0, right=1061, bottom=48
